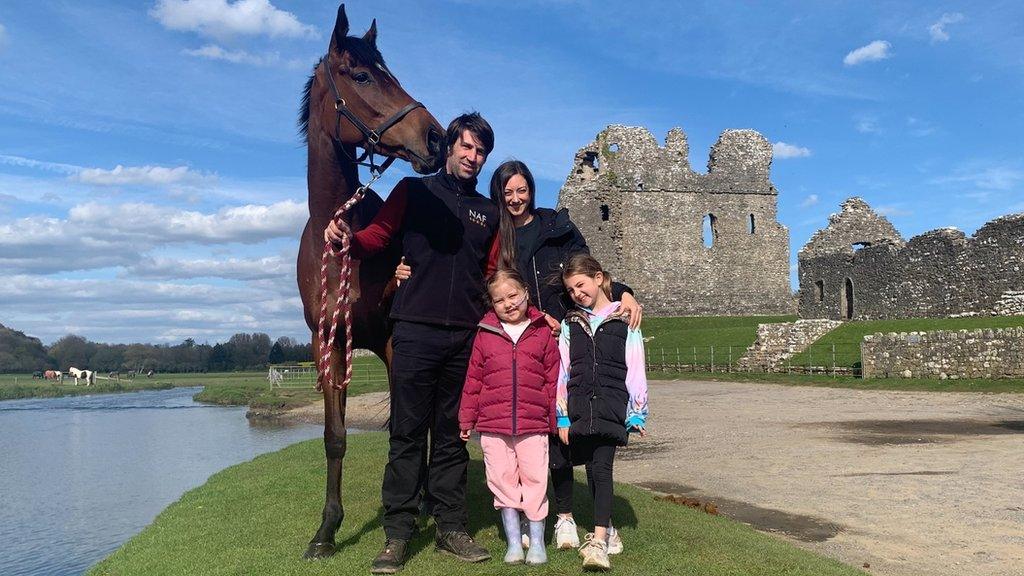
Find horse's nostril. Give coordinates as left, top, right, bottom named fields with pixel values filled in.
left=427, top=127, right=442, bottom=156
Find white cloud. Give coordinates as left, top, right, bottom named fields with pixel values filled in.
left=772, top=142, right=812, bottom=159
left=906, top=116, right=937, bottom=137
left=0, top=200, right=306, bottom=273
left=875, top=205, right=913, bottom=217
left=71, top=164, right=216, bottom=187
left=843, top=40, right=892, bottom=66
left=799, top=194, right=819, bottom=208
left=150, top=0, right=318, bottom=40
left=933, top=166, right=1024, bottom=191
left=183, top=44, right=302, bottom=68
left=0, top=154, right=80, bottom=175
left=929, top=13, right=964, bottom=43
left=125, top=255, right=289, bottom=280
left=854, top=115, right=881, bottom=134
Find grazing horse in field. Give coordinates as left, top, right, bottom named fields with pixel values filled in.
left=68, top=367, right=94, bottom=386
left=296, top=4, right=444, bottom=559
left=44, top=370, right=63, bottom=383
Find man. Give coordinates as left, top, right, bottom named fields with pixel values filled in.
left=326, top=112, right=499, bottom=573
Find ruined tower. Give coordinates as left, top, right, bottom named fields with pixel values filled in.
left=557, top=125, right=793, bottom=316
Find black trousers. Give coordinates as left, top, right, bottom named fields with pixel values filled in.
left=549, top=434, right=574, bottom=515
left=571, top=435, right=617, bottom=528
left=382, top=321, right=475, bottom=540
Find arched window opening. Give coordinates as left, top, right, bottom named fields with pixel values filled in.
left=815, top=280, right=824, bottom=302
left=600, top=205, right=610, bottom=221
left=748, top=213, right=756, bottom=234
left=702, top=214, right=718, bottom=248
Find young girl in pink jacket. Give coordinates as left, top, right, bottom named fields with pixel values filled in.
left=459, top=268, right=559, bottom=565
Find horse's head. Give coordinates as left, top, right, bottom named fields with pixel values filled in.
left=303, top=5, right=444, bottom=174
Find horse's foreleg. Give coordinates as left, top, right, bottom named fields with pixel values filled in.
left=304, top=332, right=349, bottom=560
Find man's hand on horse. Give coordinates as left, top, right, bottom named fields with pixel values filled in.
left=324, top=219, right=349, bottom=245
left=617, top=292, right=643, bottom=330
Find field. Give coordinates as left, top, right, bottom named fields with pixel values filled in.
left=88, top=432, right=865, bottom=576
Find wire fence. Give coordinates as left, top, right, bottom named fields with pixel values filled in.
left=271, top=343, right=865, bottom=387
left=644, top=344, right=863, bottom=377
left=268, top=363, right=390, bottom=389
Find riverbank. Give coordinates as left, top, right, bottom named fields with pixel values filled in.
left=88, top=432, right=865, bottom=576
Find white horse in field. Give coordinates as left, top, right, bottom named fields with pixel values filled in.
left=68, top=367, right=95, bottom=386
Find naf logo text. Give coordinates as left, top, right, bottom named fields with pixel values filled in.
left=468, top=209, right=488, bottom=227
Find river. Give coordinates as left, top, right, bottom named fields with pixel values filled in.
left=0, top=387, right=323, bottom=576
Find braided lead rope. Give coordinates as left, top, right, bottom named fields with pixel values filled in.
left=316, top=172, right=381, bottom=391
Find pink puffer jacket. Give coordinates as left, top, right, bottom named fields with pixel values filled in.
left=459, top=306, right=559, bottom=435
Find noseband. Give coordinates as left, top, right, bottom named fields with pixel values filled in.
left=320, top=56, right=425, bottom=177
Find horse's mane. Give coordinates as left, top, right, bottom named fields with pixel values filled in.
left=299, top=36, right=388, bottom=143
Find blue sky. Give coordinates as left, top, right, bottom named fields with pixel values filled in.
left=1, top=1, right=1022, bottom=344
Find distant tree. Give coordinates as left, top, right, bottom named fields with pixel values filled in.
left=90, top=346, right=125, bottom=372
left=49, top=334, right=96, bottom=370
left=268, top=342, right=285, bottom=365
left=0, top=323, right=55, bottom=373
left=208, top=343, right=232, bottom=372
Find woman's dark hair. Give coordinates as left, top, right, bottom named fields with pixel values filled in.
left=489, top=159, right=536, bottom=271
left=445, top=112, right=494, bottom=156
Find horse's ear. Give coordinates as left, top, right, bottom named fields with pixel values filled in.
left=363, top=18, right=378, bottom=48
left=331, top=4, right=350, bottom=52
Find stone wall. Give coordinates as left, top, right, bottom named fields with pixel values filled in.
left=558, top=125, right=794, bottom=316
left=738, top=319, right=843, bottom=370
left=861, top=327, right=1024, bottom=379
left=799, top=199, right=1024, bottom=320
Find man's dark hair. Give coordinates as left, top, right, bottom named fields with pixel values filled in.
left=445, top=112, right=494, bottom=156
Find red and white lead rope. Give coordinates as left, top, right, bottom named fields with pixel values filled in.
left=316, top=175, right=379, bottom=391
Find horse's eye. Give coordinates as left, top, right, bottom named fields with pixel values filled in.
left=353, top=72, right=371, bottom=84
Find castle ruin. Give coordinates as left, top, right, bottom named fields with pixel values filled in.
left=798, top=198, right=1024, bottom=320
left=557, top=125, right=794, bottom=316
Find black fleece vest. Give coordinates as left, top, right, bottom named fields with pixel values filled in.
left=564, top=310, right=630, bottom=445
left=389, top=173, right=500, bottom=328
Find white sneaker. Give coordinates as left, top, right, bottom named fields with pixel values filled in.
left=607, top=526, right=623, bottom=555
left=578, top=534, right=610, bottom=571
left=555, top=516, right=581, bottom=549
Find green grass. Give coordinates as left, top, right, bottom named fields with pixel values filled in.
left=790, top=315, right=1024, bottom=370
left=89, top=432, right=865, bottom=576
left=641, top=315, right=797, bottom=364
left=649, top=370, right=1024, bottom=393
left=0, top=356, right=389, bottom=407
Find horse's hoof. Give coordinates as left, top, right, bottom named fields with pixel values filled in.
left=304, top=541, right=336, bottom=560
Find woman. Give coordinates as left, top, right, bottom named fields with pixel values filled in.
left=397, top=159, right=641, bottom=553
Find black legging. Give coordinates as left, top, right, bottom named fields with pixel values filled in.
left=574, top=436, right=617, bottom=528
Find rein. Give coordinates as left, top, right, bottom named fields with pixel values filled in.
left=315, top=55, right=418, bottom=391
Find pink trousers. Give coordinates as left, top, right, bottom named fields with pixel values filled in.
left=479, top=432, right=549, bottom=521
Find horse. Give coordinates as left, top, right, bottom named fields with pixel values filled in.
left=296, top=4, right=445, bottom=559
left=68, top=367, right=94, bottom=386
left=43, top=370, right=62, bottom=383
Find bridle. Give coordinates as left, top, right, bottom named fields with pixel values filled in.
left=319, top=56, right=425, bottom=177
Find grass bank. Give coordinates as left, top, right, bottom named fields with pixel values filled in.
left=648, top=370, right=1024, bottom=393
left=89, top=432, right=864, bottom=576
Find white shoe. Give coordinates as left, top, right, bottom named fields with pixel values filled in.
left=555, top=516, right=581, bottom=549
left=583, top=527, right=623, bottom=555
left=607, top=526, right=623, bottom=555
left=579, top=534, right=610, bottom=571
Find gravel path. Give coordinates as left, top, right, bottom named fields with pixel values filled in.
left=284, top=380, right=1024, bottom=576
